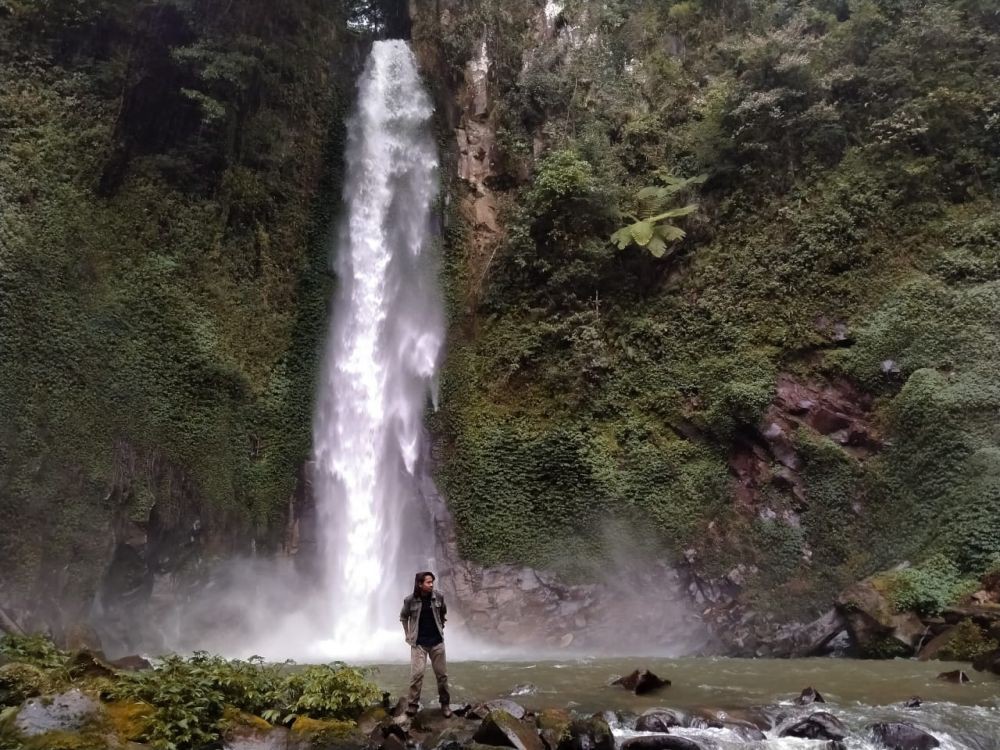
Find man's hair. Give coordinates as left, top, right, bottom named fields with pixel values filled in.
left=413, top=571, right=435, bottom=598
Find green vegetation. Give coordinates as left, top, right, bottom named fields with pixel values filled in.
left=2, top=0, right=1000, bottom=638
left=422, top=0, right=1000, bottom=614
left=0, top=635, right=379, bottom=750
left=0, top=1, right=352, bottom=612
left=938, top=619, right=998, bottom=662
left=882, top=554, right=978, bottom=617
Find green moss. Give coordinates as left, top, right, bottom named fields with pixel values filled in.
left=938, top=620, right=999, bottom=662
left=0, top=1, right=349, bottom=605
left=0, top=664, right=47, bottom=707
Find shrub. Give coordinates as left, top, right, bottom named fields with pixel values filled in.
left=938, top=619, right=998, bottom=662
left=0, top=634, right=69, bottom=671
left=885, top=554, right=978, bottom=616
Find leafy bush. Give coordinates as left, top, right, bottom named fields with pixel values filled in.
left=0, top=634, right=69, bottom=671
left=283, top=664, right=381, bottom=721
left=108, top=653, right=378, bottom=749
left=885, top=554, right=978, bottom=616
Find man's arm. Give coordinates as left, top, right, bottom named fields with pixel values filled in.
left=440, top=595, right=447, bottom=626
left=400, top=597, right=410, bottom=639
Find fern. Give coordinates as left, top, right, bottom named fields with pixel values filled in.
left=611, top=173, right=705, bottom=257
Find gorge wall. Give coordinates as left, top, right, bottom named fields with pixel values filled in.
left=2, top=0, right=999, bottom=658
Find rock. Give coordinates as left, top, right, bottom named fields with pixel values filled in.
left=772, top=609, right=850, bottom=658
left=469, top=700, right=527, bottom=721
left=903, top=697, right=922, bottom=708
left=473, top=710, right=544, bottom=750
left=634, top=708, right=686, bottom=732
left=535, top=708, right=571, bottom=750
left=108, top=654, right=152, bottom=671
left=68, top=648, right=117, bottom=678
left=971, top=646, right=1000, bottom=675
left=917, top=626, right=960, bottom=661
left=868, top=721, right=941, bottom=749
left=620, top=738, right=706, bottom=750
left=795, top=686, right=825, bottom=705
left=14, top=688, right=104, bottom=737
left=779, top=712, right=848, bottom=741
left=837, top=579, right=927, bottom=657
left=611, top=670, right=670, bottom=695
left=289, top=716, right=366, bottom=750
left=936, top=669, right=970, bottom=683
left=0, top=662, right=46, bottom=706
left=558, top=715, right=613, bottom=750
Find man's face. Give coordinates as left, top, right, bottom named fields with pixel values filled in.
left=420, top=575, right=434, bottom=594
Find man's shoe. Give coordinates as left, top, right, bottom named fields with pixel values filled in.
left=441, top=705, right=453, bottom=718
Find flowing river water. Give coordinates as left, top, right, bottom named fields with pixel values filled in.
left=369, top=657, right=1000, bottom=748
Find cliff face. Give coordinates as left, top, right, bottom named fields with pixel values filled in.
left=2, top=0, right=999, bottom=657
left=413, top=0, right=1000, bottom=653
left=0, top=0, right=352, bottom=642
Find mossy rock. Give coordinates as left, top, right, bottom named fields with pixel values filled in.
left=0, top=663, right=46, bottom=707
left=21, top=729, right=113, bottom=750
left=939, top=620, right=999, bottom=662
left=104, top=701, right=154, bottom=742
left=290, top=716, right=363, bottom=748
left=536, top=708, right=571, bottom=750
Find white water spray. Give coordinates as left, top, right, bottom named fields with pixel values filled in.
left=311, top=40, right=443, bottom=659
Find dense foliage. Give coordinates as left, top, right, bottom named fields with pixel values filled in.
left=0, top=635, right=379, bottom=750
left=423, top=0, right=1000, bottom=613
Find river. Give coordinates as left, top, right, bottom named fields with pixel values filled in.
left=367, top=657, right=1000, bottom=748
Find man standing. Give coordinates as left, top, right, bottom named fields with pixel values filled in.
left=400, top=571, right=451, bottom=717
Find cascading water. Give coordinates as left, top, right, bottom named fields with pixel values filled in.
left=311, top=39, right=443, bottom=658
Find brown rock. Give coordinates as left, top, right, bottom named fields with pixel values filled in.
left=108, top=655, right=152, bottom=671
left=473, top=710, right=544, bottom=750
left=611, top=669, right=670, bottom=695
left=795, top=686, right=825, bottom=705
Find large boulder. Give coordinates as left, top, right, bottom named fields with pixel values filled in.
left=473, top=710, right=545, bottom=750
left=779, top=712, right=848, bottom=741
left=14, top=688, right=104, bottom=737
left=837, top=579, right=926, bottom=657
left=634, top=709, right=686, bottom=733
left=868, top=722, right=940, bottom=750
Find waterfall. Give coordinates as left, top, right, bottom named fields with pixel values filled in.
left=311, top=40, right=443, bottom=658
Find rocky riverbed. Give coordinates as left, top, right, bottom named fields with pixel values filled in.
left=4, top=651, right=999, bottom=750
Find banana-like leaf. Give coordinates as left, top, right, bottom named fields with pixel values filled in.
left=610, top=226, right=634, bottom=250
left=647, top=204, right=697, bottom=222
left=654, top=224, right=686, bottom=242
left=646, top=235, right=668, bottom=257
left=636, top=186, right=669, bottom=200
left=631, top=220, right=654, bottom=246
